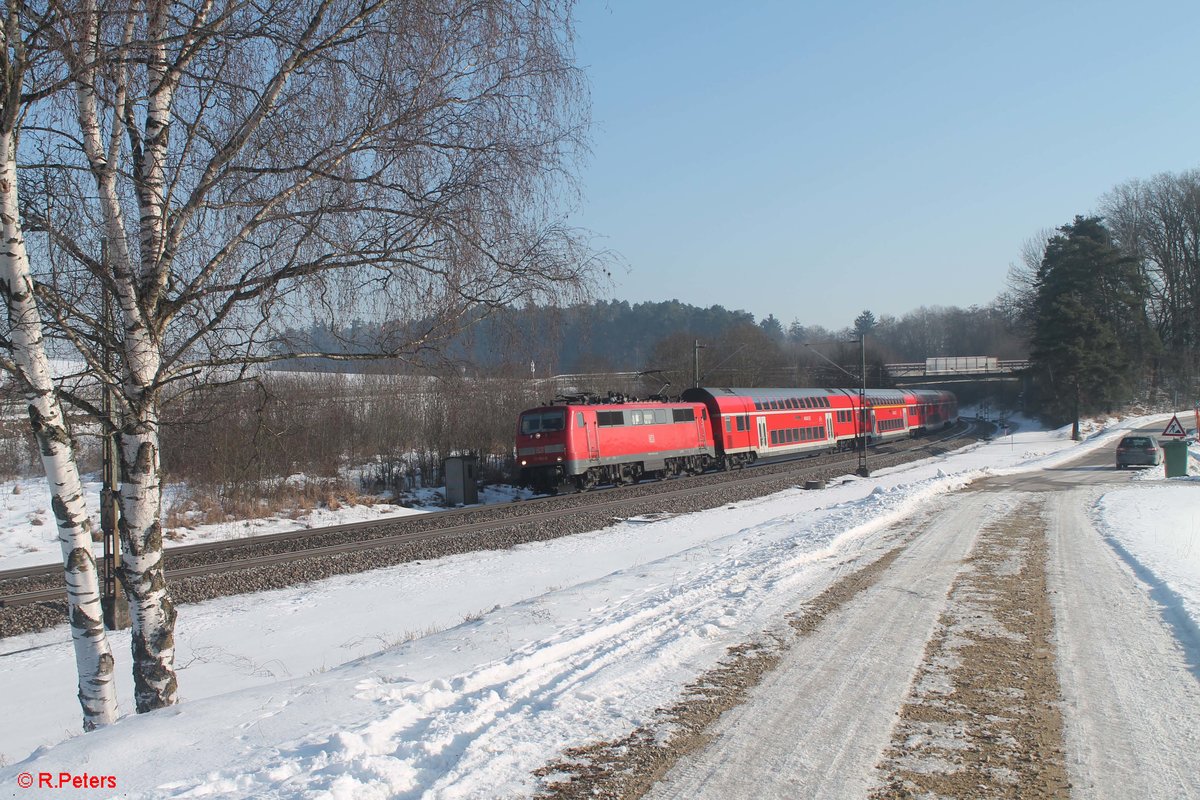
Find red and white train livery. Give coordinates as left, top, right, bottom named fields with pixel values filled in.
left=516, top=386, right=957, bottom=491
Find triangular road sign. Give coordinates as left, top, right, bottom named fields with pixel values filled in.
left=1161, top=415, right=1187, bottom=438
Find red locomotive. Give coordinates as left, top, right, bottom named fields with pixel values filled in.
left=516, top=387, right=957, bottom=491
left=516, top=395, right=716, bottom=491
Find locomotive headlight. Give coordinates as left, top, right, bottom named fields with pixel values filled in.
left=556, top=456, right=563, bottom=462
left=520, top=459, right=527, bottom=466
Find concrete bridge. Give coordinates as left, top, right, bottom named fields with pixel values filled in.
left=885, top=357, right=1030, bottom=385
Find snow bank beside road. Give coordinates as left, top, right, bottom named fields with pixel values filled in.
left=1095, top=483, right=1200, bottom=656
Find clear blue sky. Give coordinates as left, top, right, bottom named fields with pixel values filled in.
left=571, top=1, right=1200, bottom=330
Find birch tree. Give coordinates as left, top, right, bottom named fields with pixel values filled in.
left=0, top=0, right=118, bottom=730
left=25, top=0, right=599, bottom=711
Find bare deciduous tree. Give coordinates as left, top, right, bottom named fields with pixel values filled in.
left=18, top=0, right=600, bottom=711
left=1102, top=170, right=1200, bottom=386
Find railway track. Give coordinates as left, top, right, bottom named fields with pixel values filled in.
left=0, top=421, right=982, bottom=636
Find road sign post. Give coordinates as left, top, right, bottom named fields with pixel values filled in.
left=1161, top=414, right=1187, bottom=438
left=1161, top=414, right=1190, bottom=478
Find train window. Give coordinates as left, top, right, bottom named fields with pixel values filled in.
left=770, top=430, right=778, bottom=445
left=576, top=412, right=585, bottom=428
left=725, top=417, right=732, bottom=433
left=630, top=410, right=643, bottom=425
left=736, top=416, right=745, bottom=432
left=674, top=408, right=697, bottom=423
left=596, top=411, right=624, bottom=427
left=754, top=401, right=763, bottom=410
left=655, top=409, right=670, bottom=424
left=520, top=410, right=565, bottom=435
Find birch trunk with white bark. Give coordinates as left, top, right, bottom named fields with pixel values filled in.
left=0, top=133, right=119, bottom=730
left=117, top=393, right=177, bottom=711
left=65, top=0, right=179, bottom=710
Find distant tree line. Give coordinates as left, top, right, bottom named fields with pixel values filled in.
left=278, top=298, right=1026, bottom=389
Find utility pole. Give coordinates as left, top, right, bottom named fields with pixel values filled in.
left=856, top=334, right=869, bottom=477
left=99, top=242, right=129, bottom=630
left=692, top=340, right=707, bottom=388
left=802, top=336, right=870, bottom=477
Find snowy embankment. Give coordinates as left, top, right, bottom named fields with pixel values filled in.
left=0, top=413, right=1196, bottom=798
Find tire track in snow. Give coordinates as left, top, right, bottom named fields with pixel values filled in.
left=871, top=498, right=1070, bottom=799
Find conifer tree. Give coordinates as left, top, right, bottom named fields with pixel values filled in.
left=1030, top=216, right=1156, bottom=428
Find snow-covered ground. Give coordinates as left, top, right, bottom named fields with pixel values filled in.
left=0, top=477, right=528, bottom=571
left=0, top=413, right=1197, bottom=798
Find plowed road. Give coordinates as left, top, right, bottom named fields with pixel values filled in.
left=645, top=434, right=1200, bottom=799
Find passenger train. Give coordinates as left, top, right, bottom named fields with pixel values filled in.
left=515, top=386, right=957, bottom=492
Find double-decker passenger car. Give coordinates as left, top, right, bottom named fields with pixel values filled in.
left=681, top=386, right=957, bottom=469
left=680, top=387, right=856, bottom=469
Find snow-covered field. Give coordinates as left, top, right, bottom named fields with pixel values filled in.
left=0, top=413, right=1197, bottom=798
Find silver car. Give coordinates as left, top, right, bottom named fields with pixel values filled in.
left=1115, top=435, right=1163, bottom=468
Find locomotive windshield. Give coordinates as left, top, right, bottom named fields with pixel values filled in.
left=520, top=410, right=566, bottom=435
